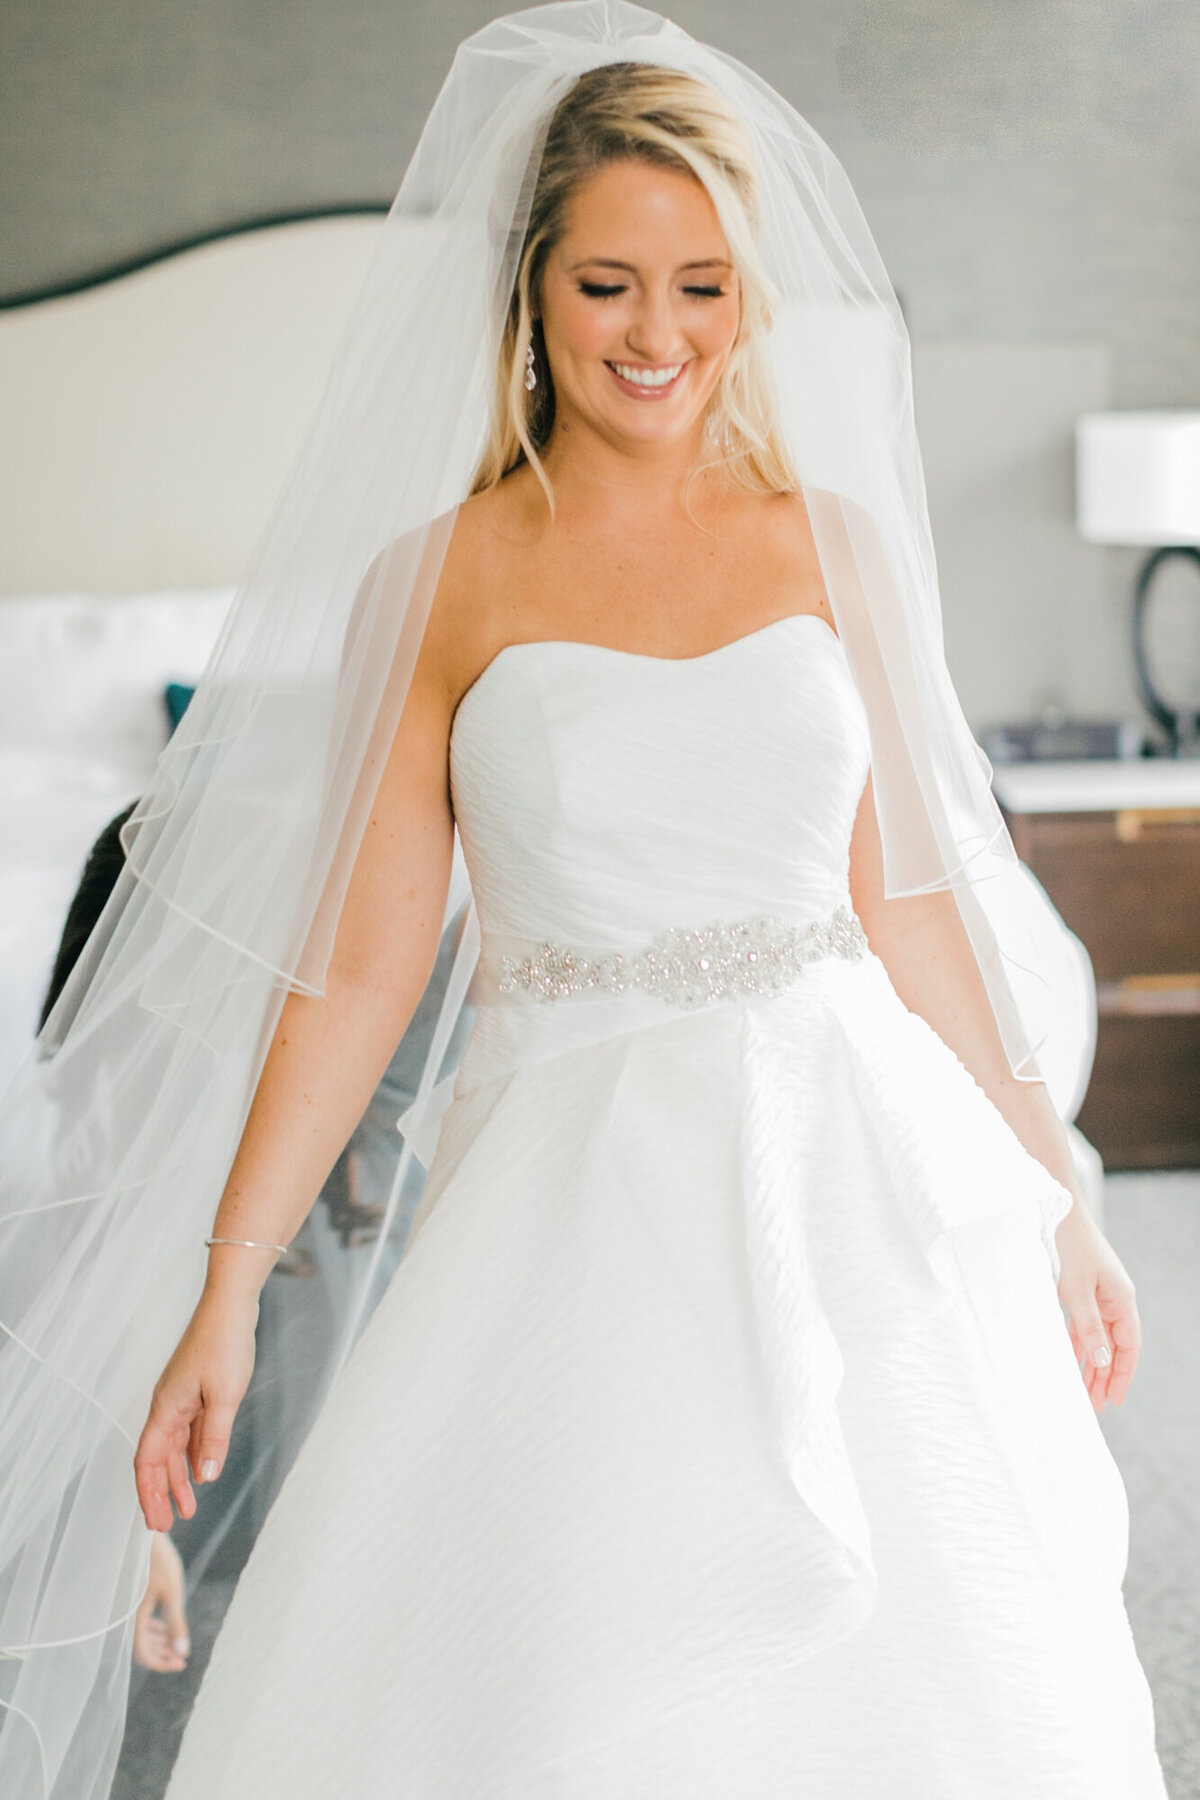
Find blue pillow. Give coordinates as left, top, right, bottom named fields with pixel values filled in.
left=163, top=683, right=195, bottom=733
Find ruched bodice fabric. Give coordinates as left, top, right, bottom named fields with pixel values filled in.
left=165, top=612, right=1167, bottom=1800
left=449, top=614, right=869, bottom=949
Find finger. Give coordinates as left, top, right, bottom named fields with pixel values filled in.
left=135, top=1475, right=172, bottom=1534
left=1086, top=1343, right=1113, bottom=1410
left=163, top=1589, right=190, bottom=1660
left=148, top=1619, right=188, bottom=1672
left=1106, top=1341, right=1139, bottom=1408
left=132, top=1618, right=164, bottom=1671
left=134, top=1446, right=176, bottom=1534
left=1063, top=1294, right=1113, bottom=1409
left=1099, top=1302, right=1140, bottom=1406
left=166, top=1445, right=196, bottom=1521
left=188, top=1401, right=238, bottom=1486
left=1069, top=1331, right=1107, bottom=1408
left=138, top=1627, right=187, bottom=1674
left=1103, top=1308, right=1142, bottom=1407
left=187, top=1412, right=206, bottom=1480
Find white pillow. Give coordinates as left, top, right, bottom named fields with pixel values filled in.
left=0, top=587, right=234, bottom=771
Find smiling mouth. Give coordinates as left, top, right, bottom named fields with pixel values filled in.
left=605, top=360, right=687, bottom=398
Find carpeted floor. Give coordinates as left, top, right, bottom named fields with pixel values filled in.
left=115, top=1172, right=1200, bottom=1798
left=1096, top=1172, right=1200, bottom=1800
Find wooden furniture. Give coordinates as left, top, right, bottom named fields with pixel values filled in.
left=996, top=760, right=1200, bottom=1169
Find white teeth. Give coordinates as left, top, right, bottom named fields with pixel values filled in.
left=611, top=362, right=683, bottom=388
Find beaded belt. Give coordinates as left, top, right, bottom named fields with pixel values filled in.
left=482, top=904, right=868, bottom=1009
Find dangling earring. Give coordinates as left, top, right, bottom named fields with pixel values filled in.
left=524, top=336, right=538, bottom=392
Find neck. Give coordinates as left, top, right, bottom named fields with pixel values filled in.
left=539, top=412, right=717, bottom=521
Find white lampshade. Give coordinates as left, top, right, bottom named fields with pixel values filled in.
left=1076, top=410, right=1200, bottom=546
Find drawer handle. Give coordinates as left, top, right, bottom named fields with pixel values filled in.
left=1098, top=974, right=1200, bottom=1015
left=1115, top=806, right=1200, bottom=841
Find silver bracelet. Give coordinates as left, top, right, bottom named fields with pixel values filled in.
left=204, top=1236, right=289, bottom=1255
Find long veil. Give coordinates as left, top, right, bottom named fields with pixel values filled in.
left=0, top=4, right=1075, bottom=1793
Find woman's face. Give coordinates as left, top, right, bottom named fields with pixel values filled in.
left=537, top=158, right=742, bottom=459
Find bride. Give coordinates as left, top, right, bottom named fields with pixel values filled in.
left=0, top=6, right=1168, bottom=1797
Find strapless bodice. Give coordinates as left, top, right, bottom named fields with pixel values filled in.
left=449, top=613, right=871, bottom=950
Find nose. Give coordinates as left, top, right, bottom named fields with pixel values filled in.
left=625, top=284, right=684, bottom=363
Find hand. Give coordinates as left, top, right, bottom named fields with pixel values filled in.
left=134, top=1291, right=258, bottom=1531
left=132, top=1531, right=190, bottom=1673
left=1054, top=1202, right=1141, bottom=1412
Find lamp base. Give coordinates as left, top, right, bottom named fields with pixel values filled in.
left=1132, top=545, right=1200, bottom=755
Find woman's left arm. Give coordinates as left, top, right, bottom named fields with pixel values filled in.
left=848, top=774, right=1141, bottom=1412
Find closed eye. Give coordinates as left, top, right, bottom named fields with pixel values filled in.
left=578, top=281, right=727, bottom=300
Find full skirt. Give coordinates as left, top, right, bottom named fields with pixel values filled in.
left=164, top=954, right=1167, bottom=1798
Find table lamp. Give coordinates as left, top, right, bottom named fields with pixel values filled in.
left=1076, top=410, right=1200, bottom=755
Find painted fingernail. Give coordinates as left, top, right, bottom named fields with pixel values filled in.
left=1091, top=1344, right=1112, bottom=1368
left=173, top=1637, right=190, bottom=1656
left=200, top=1459, right=219, bottom=1480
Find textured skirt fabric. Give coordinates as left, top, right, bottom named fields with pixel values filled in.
left=164, top=954, right=1167, bottom=1798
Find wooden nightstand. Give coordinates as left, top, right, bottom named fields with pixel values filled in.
left=995, top=761, right=1200, bottom=1170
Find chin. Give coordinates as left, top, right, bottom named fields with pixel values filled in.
left=611, top=418, right=700, bottom=457
left=595, top=392, right=712, bottom=450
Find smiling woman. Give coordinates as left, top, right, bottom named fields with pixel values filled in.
left=0, top=8, right=1169, bottom=1799
left=472, top=59, right=795, bottom=507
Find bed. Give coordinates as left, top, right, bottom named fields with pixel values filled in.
left=0, top=213, right=385, bottom=1089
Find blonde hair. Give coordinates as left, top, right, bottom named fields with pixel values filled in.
left=470, top=61, right=797, bottom=510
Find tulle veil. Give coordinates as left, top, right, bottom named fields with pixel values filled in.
left=0, top=3, right=1075, bottom=1792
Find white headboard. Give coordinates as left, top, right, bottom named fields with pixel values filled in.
left=0, top=215, right=385, bottom=595
left=0, top=217, right=1120, bottom=730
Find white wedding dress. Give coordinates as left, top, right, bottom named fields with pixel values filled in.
left=164, top=613, right=1166, bottom=1798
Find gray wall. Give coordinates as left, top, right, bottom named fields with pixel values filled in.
left=4, top=0, right=1196, bottom=403
left=3, top=0, right=1198, bottom=728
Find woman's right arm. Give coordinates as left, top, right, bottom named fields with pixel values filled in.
left=134, top=603, right=462, bottom=1533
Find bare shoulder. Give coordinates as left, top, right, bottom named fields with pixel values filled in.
left=785, top=482, right=883, bottom=545
left=419, top=471, right=545, bottom=701
left=760, top=482, right=822, bottom=551
left=749, top=485, right=839, bottom=633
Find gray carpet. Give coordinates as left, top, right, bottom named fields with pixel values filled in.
left=115, top=1173, right=1200, bottom=1797
left=1097, top=1173, right=1200, bottom=1800
left=114, top=1578, right=237, bottom=1800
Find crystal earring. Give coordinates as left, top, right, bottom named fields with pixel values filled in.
left=524, top=337, right=537, bottom=392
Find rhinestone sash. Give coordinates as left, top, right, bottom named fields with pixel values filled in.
left=484, top=904, right=868, bottom=1009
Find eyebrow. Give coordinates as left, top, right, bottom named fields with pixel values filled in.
left=566, top=257, right=734, bottom=274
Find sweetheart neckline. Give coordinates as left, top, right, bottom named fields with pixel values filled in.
left=450, top=611, right=841, bottom=749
